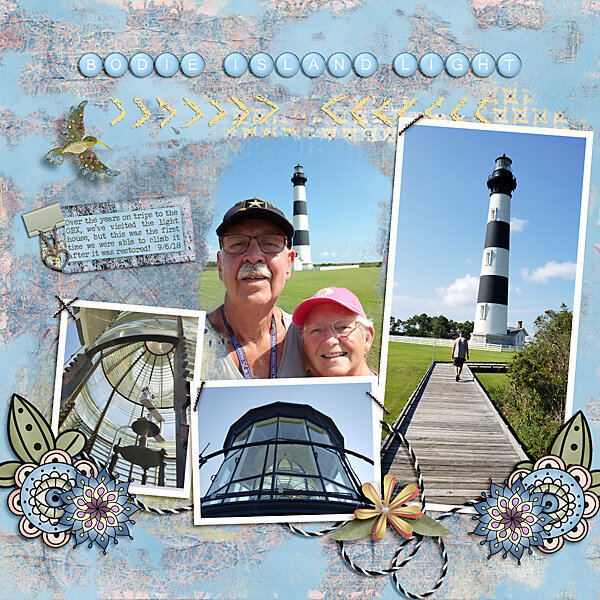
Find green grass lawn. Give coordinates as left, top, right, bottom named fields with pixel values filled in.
left=199, top=266, right=384, bottom=369
left=383, top=342, right=514, bottom=429
left=475, top=372, right=509, bottom=395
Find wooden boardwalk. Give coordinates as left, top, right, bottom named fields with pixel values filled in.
left=382, top=362, right=528, bottom=507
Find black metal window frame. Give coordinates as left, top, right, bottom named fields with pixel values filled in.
left=201, top=414, right=371, bottom=505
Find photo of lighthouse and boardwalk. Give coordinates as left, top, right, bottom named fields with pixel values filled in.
left=380, top=119, right=592, bottom=509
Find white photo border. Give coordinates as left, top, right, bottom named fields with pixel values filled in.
left=191, top=376, right=382, bottom=525
left=378, top=118, right=593, bottom=512
left=52, top=299, right=206, bottom=499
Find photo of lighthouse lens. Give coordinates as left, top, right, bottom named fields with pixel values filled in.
left=52, top=300, right=206, bottom=499
left=381, top=120, right=592, bottom=510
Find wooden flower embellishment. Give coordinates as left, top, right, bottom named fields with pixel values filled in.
left=355, top=475, right=422, bottom=540
left=331, top=475, right=449, bottom=542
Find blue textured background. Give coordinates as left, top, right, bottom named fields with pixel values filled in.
left=0, top=1, right=599, bottom=598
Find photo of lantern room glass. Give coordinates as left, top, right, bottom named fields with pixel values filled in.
left=194, top=380, right=379, bottom=523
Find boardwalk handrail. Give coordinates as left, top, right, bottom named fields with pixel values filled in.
left=381, top=361, right=435, bottom=454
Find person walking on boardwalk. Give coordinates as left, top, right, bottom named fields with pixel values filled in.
left=452, top=331, right=469, bottom=381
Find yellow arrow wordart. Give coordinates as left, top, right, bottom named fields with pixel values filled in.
left=132, top=97, right=150, bottom=129
left=157, top=97, right=176, bottom=128
left=424, top=97, right=444, bottom=119
left=396, top=98, right=417, bottom=120
left=449, top=98, right=467, bottom=121
left=475, top=97, right=492, bottom=123
left=109, top=98, right=126, bottom=126
left=253, top=94, right=279, bottom=126
left=349, top=97, right=370, bottom=130
left=372, top=98, right=393, bottom=127
left=231, top=96, right=251, bottom=130
left=207, top=98, right=227, bottom=127
left=321, top=95, right=347, bottom=125
left=181, top=97, right=203, bottom=128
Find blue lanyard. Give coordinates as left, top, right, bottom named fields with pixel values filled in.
left=221, top=306, right=278, bottom=379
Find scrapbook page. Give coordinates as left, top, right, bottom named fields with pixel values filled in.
left=1, top=1, right=600, bottom=599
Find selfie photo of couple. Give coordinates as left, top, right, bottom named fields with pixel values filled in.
left=200, top=138, right=388, bottom=383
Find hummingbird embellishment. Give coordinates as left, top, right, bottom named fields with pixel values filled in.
left=45, top=100, right=120, bottom=181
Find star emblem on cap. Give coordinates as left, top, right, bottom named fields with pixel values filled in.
left=246, top=198, right=265, bottom=208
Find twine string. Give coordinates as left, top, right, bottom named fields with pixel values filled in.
left=367, top=390, right=389, bottom=414
left=398, top=114, right=424, bottom=136
left=284, top=421, right=452, bottom=597
left=74, top=389, right=483, bottom=598
left=53, top=295, right=78, bottom=319
left=193, top=381, right=206, bottom=412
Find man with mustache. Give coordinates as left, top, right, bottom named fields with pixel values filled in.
left=203, top=198, right=304, bottom=379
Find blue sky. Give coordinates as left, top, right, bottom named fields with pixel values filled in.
left=391, top=124, right=588, bottom=336
left=208, top=138, right=391, bottom=263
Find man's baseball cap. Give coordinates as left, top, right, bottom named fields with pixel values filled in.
left=292, top=287, right=367, bottom=327
left=216, top=198, right=294, bottom=245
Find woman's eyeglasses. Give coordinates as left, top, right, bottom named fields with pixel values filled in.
left=303, top=318, right=359, bottom=340
left=220, top=234, right=287, bottom=254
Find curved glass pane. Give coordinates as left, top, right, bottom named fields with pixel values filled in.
left=278, top=417, right=309, bottom=441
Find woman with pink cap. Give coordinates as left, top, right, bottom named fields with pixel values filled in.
left=292, top=287, right=375, bottom=377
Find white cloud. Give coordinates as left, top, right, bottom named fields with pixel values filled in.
left=521, top=261, right=576, bottom=284
left=320, top=251, right=336, bottom=258
left=465, top=257, right=472, bottom=264
left=509, top=285, right=522, bottom=295
left=392, top=274, right=481, bottom=321
left=433, top=274, right=479, bottom=307
left=510, top=217, right=529, bottom=232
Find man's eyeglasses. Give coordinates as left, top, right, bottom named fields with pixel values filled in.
left=220, top=234, right=287, bottom=254
left=303, top=318, right=359, bottom=340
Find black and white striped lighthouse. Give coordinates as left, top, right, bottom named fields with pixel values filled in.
left=471, top=155, right=517, bottom=344
left=291, top=164, right=313, bottom=271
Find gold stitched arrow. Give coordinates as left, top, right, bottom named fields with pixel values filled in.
left=230, top=96, right=251, bottom=130
left=449, top=97, right=467, bottom=121
left=532, top=108, right=548, bottom=125
left=157, top=97, right=176, bottom=128
left=492, top=106, right=508, bottom=124
left=554, top=112, right=569, bottom=128
left=253, top=94, right=279, bottom=125
left=396, top=97, right=417, bottom=120
left=321, top=94, right=347, bottom=125
left=475, top=97, right=492, bottom=123
left=109, top=98, right=126, bottom=126
left=372, top=98, right=393, bottom=126
left=207, top=98, right=227, bottom=127
left=181, top=97, right=203, bottom=128
left=424, top=97, right=444, bottom=119
left=132, top=97, right=150, bottom=129
left=349, top=97, right=370, bottom=130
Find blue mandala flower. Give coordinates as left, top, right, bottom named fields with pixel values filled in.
left=59, top=468, right=138, bottom=552
left=471, top=477, right=552, bottom=563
